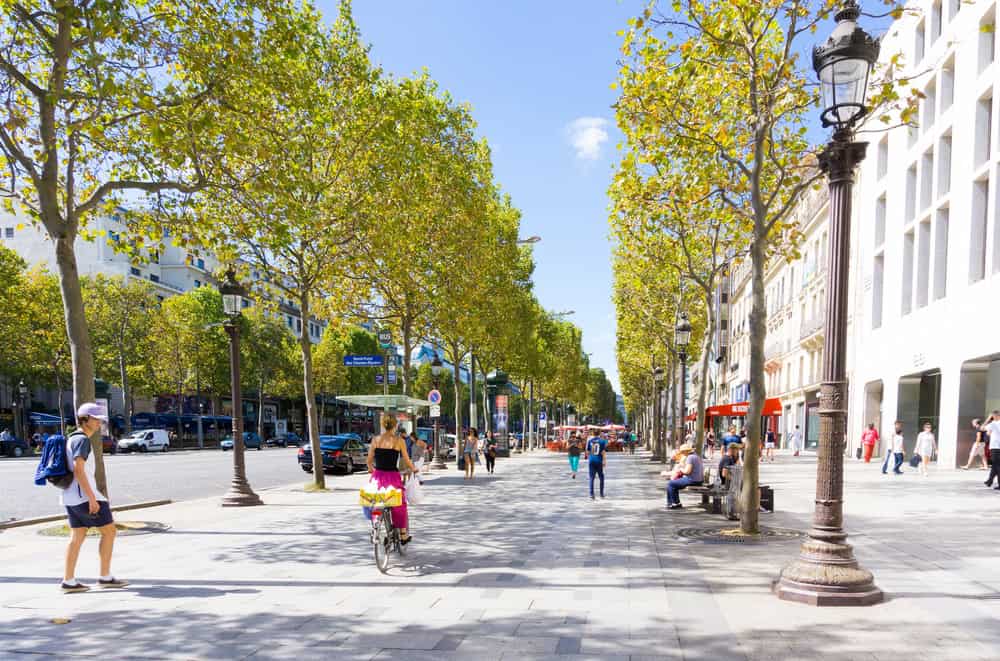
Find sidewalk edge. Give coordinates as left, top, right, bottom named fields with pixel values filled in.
left=0, top=499, right=173, bottom=530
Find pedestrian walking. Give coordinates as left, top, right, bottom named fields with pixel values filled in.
left=790, top=425, right=803, bottom=456
left=60, top=403, right=128, bottom=593
left=410, top=433, right=427, bottom=484
left=705, top=430, right=716, bottom=459
left=462, top=429, right=478, bottom=480
left=882, top=421, right=905, bottom=475
left=980, top=412, right=1000, bottom=489
left=721, top=426, right=741, bottom=451
left=914, top=422, right=937, bottom=477
left=585, top=432, right=607, bottom=499
left=963, top=418, right=989, bottom=470
left=764, top=429, right=776, bottom=462
left=861, top=422, right=879, bottom=463
left=567, top=434, right=582, bottom=478
left=484, top=433, right=497, bottom=474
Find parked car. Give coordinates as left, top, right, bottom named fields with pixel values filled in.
left=221, top=432, right=263, bottom=451
left=442, top=434, right=457, bottom=459
left=265, top=432, right=303, bottom=448
left=1, top=436, right=30, bottom=458
left=298, top=435, right=367, bottom=474
left=102, top=434, right=116, bottom=455
left=117, top=429, right=170, bottom=453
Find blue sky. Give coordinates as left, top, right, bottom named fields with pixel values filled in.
left=314, top=0, right=649, bottom=390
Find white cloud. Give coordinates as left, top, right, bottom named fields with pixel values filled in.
left=565, top=116, right=609, bottom=161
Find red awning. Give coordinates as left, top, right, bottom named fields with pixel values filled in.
left=704, top=398, right=782, bottom=418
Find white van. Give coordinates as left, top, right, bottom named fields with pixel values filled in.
left=118, top=429, right=170, bottom=453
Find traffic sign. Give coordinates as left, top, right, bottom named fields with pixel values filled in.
left=388, top=372, right=397, bottom=385
left=343, top=354, right=384, bottom=367
left=375, top=373, right=384, bottom=385
left=377, top=329, right=392, bottom=349
left=539, top=411, right=547, bottom=422
left=430, top=404, right=441, bottom=418
left=427, top=389, right=442, bottom=405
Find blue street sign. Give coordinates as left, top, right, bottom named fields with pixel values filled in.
left=375, top=373, right=384, bottom=385
left=388, top=372, right=398, bottom=385
left=344, top=355, right=384, bottom=367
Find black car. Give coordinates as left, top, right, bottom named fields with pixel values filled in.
left=1, top=436, right=30, bottom=458
left=266, top=432, right=303, bottom=448
left=298, top=435, right=367, bottom=474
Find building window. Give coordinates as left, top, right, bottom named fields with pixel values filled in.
left=156, top=295, right=164, bottom=303
left=931, top=1, right=942, bottom=44
left=130, top=267, right=141, bottom=276
left=920, top=148, right=934, bottom=211
left=286, top=315, right=293, bottom=328
left=976, top=95, right=993, bottom=165
left=934, top=207, right=949, bottom=300
left=872, top=255, right=884, bottom=329
left=970, top=178, right=989, bottom=282
left=197, top=258, right=205, bottom=270
left=875, top=195, right=887, bottom=248
left=194, top=279, right=201, bottom=288
left=921, top=81, right=936, bottom=133
left=242, top=299, right=250, bottom=308
left=915, top=20, right=925, bottom=64
left=3, top=227, right=12, bottom=239
left=947, top=0, right=959, bottom=20
left=905, top=164, right=917, bottom=221
left=877, top=137, right=888, bottom=179
left=940, top=60, right=954, bottom=112
left=980, top=13, right=996, bottom=73
left=149, top=274, right=160, bottom=283
left=902, top=230, right=914, bottom=315
left=296, top=318, right=302, bottom=333
left=937, top=135, right=952, bottom=197
left=917, top=219, right=931, bottom=308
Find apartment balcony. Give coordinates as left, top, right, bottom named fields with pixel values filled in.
left=799, top=315, right=825, bottom=350
left=764, top=340, right=784, bottom=372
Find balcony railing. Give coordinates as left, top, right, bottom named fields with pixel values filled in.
left=765, top=341, right=785, bottom=361
left=799, top=315, right=825, bottom=340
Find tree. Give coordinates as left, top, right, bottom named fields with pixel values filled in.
left=83, top=274, right=158, bottom=433
left=20, top=269, right=71, bottom=435
left=616, top=0, right=911, bottom=532
left=0, top=244, right=27, bottom=382
left=0, top=0, right=284, bottom=494
left=243, top=307, right=299, bottom=438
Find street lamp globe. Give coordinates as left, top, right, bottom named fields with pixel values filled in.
left=813, top=0, right=880, bottom=131
left=219, top=269, right=246, bottom=318
left=18, top=379, right=27, bottom=399
left=653, top=367, right=665, bottom=383
left=431, top=352, right=443, bottom=378
left=675, top=313, right=692, bottom=349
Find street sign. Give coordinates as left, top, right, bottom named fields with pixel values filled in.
left=388, top=372, right=397, bottom=385
left=375, top=374, right=384, bottom=385
left=377, top=329, right=392, bottom=349
left=427, top=389, right=442, bottom=405
left=430, top=404, right=441, bottom=418
left=343, top=354, right=384, bottom=367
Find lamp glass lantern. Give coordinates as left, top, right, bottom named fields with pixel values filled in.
left=813, top=1, right=880, bottom=131
left=653, top=367, right=665, bottom=383
left=219, top=270, right=246, bottom=318
left=675, top=314, right=692, bottom=349
left=18, top=379, right=27, bottom=399
left=431, top=352, right=443, bottom=378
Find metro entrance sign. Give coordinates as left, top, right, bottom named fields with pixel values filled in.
left=377, top=329, right=392, bottom=350
left=343, top=354, right=384, bottom=367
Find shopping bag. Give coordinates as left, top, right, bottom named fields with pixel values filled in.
left=908, top=454, right=921, bottom=468
left=405, top=478, right=424, bottom=505
left=359, top=478, right=403, bottom=508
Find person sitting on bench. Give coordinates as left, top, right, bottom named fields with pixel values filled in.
left=717, top=441, right=742, bottom=487
left=666, top=443, right=703, bottom=510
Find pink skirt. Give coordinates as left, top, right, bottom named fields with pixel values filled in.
left=367, top=469, right=408, bottom=530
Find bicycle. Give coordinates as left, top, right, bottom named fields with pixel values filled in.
left=370, top=503, right=405, bottom=573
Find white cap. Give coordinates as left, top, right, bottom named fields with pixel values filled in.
left=76, top=402, right=108, bottom=421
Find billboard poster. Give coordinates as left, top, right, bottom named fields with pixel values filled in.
left=494, top=394, right=509, bottom=451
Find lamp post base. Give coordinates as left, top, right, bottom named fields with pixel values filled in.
left=774, top=537, right=882, bottom=606
left=221, top=480, right=263, bottom=507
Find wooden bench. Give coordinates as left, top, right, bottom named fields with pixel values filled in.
left=685, top=465, right=741, bottom=519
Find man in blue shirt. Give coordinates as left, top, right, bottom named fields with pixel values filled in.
left=585, top=433, right=608, bottom=500
left=721, top=426, right=742, bottom=450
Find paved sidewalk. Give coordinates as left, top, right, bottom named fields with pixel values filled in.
left=1, top=450, right=999, bottom=660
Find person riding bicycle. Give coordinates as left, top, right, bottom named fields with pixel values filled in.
left=365, top=414, right=418, bottom=544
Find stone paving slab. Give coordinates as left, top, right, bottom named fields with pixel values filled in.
left=2, top=450, right=1000, bottom=659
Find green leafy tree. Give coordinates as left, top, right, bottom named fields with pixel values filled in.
left=20, top=269, right=71, bottom=435
left=0, top=245, right=27, bottom=382
left=243, top=307, right=299, bottom=438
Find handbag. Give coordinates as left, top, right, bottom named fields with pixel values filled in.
left=458, top=455, right=466, bottom=470
left=909, top=454, right=921, bottom=468
left=405, top=478, right=424, bottom=505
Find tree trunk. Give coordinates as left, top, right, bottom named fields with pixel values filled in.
left=741, top=233, right=766, bottom=534
left=53, top=237, right=103, bottom=494
left=401, top=318, right=412, bottom=396
left=299, top=291, right=324, bottom=489
left=694, top=291, right=716, bottom=457
left=451, top=342, right=463, bottom=437
left=56, top=373, right=66, bottom=438
left=119, top=348, right=132, bottom=435
left=258, top=378, right=265, bottom=438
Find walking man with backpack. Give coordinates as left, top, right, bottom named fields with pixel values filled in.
left=60, top=403, right=128, bottom=593
left=585, top=432, right=607, bottom=500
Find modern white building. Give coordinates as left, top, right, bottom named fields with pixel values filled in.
left=848, top=0, right=1000, bottom=466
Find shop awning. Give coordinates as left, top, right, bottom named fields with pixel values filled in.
left=704, top=398, right=783, bottom=418
left=335, top=395, right=431, bottom=410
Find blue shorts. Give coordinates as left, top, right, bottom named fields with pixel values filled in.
left=66, top=501, right=113, bottom=529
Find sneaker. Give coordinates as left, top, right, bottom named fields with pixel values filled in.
left=400, top=535, right=412, bottom=545
left=97, top=577, right=129, bottom=589
left=986, top=481, right=993, bottom=487
left=590, top=494, right=595, bottom=500
left=667, top=503, right=683, bottom=510
left=61, top=581, right=90, bottom=593
left=600, top=494, right=605, bottom=499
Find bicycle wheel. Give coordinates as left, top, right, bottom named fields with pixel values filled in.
left=373, top=515, right=390, bottom=574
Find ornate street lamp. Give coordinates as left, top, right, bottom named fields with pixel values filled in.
left=651, top=364, right=665, bottom=461
left=675, top=313, right=692, bottom=442
left=775, top=0, right=880, bottom=606
left=220, top=269, right=262, bottom=507
left=16, top=379, right=28, bottom=440
left=430, top=352, right=448, bottom=470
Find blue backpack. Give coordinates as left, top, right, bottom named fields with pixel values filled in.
left=33, top=434, right=74, bottom=489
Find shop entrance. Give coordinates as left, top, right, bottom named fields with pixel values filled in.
left=896, top=369, right=941, bottom=455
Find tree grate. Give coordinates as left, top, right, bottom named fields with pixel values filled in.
left=676, top=526, right=804, bottom=544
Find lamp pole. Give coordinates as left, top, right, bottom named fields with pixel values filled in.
left=431, top=352, right=446, bottom=470
left=775, top=0, right=881, bottom=606
left=219, top=269, right=262, bottom=507
left=16, top=379, right=27, bottom=441
left=676, top=313, right=692, bottom=444
left=651, top=364, right=664, bottom=461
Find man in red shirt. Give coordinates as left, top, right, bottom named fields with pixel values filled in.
left=861, top=423, right=879, bottom=463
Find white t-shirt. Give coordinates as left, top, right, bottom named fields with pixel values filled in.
left=891, top=433, right=905, bottom=453
left=986, top=421, right=1000, bottom=450
left=915, top=431, right=936, bottom=456
left=60, top=433, right=108, bottom=507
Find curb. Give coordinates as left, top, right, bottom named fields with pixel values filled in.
left=0, top=499, right=173, bottom=530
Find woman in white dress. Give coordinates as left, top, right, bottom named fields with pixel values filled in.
left=914, top=422, right=937, bottom=477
